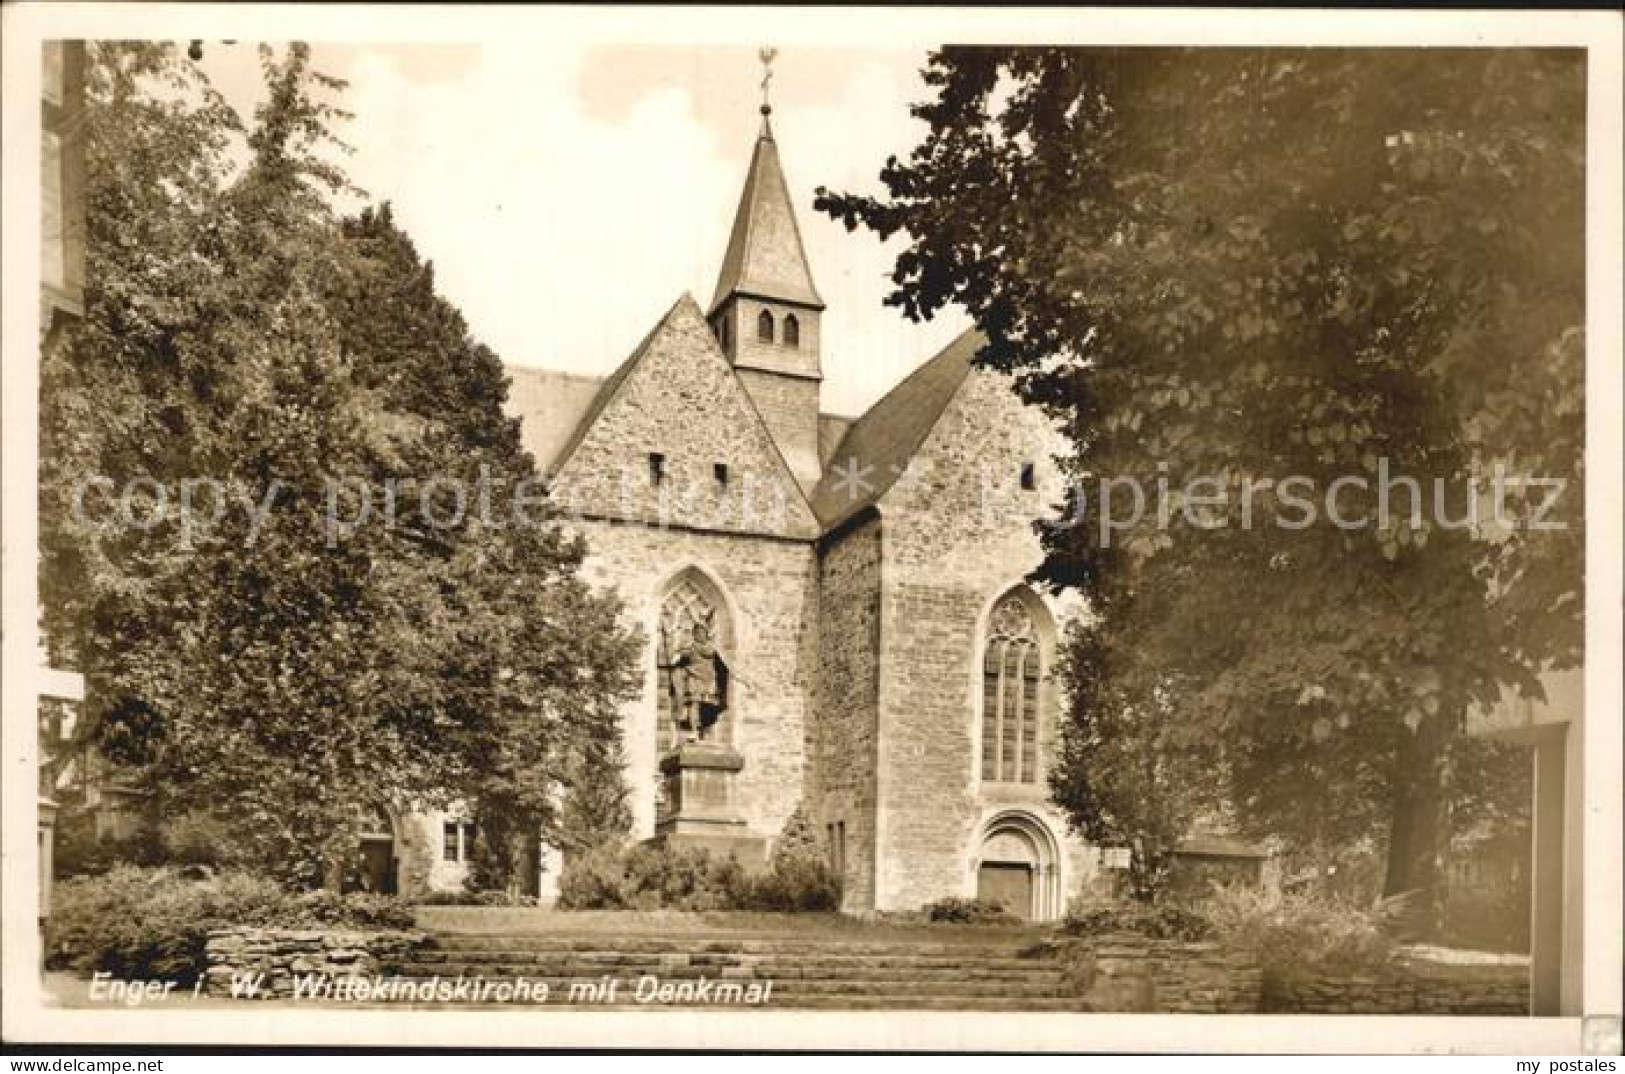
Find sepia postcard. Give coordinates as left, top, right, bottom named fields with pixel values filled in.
left=2, top=3, right=1621, bottom=1057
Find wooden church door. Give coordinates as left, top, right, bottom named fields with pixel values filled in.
left=977, top=862, right=1034, bottom=921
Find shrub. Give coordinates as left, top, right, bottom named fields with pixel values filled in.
left=47, top=865, right=416, bottom=984
left=158, top=810, right=256, bottom=870
left=622, top=842, right=726, bottom=910
left=53, top=815, right=165, bottom=877
left=54, top=809, right=261, bottom=878
left=924, top=896, right=1021, bottom=925
left=417, top=888, right=540, bottom=907
left=556, top=843, right=634, bottom=910
left=293, top=889, right=416, bottom=929
left=555, top=840, right=838, bottom=912
left=704, top=854, right=754, bottom=911
left=1440, top=877, right=1530, bottom=954
left=747, top=856, right=840, bottom=912
left=47, top=865, right=293, bottom=983
left=771, top=805, right=823, bottom=869
left=1203, top=883, right=1394, bottom=979
left=556, top=842, right=705, bottom=910
left=1061, top=896, right=1214, bottom=941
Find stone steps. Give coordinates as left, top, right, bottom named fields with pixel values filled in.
left=391, top=962, right=1064, bottom=984
left=404, top=950, right=1058, bottom=974
left=369, top=927, right=1082, bottom=1010
left=425, top=934, right=1045, bottom=957
left=378, top=971, right=1070, bottom=1000
left=306, top=994, right=1094, bottom=1011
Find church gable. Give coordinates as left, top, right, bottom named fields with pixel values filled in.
left=549, top=294, right=820, bottom=540
left=815, top=325, right=1065, bottom=548
left=877, top=355, right=1070, bottom=550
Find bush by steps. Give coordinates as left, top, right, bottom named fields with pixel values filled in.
left=557, top=841, right=839, bottom=913
left=47, top=865, right=414, bottom=985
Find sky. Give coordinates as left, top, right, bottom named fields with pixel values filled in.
left=197, top=43, right=972, bottom=418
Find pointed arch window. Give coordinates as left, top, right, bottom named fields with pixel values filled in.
left=757, top=309, right=775, bottom=343
left=783, top=313, right=800, bottom=348
left=656, top=574, right=733, bottom=753
left=982, top=593, right=1042, bottom=784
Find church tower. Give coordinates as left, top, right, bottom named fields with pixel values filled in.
left=709, top=98, right=825, bottom=493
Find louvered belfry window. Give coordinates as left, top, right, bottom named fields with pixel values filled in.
left=982, top=594, right=1041, bottom=783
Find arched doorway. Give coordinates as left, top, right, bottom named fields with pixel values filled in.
left=974, top=811, right=1062, bottom=922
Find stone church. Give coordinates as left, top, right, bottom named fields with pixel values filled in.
left=407, top=102, right=1100, bottom=919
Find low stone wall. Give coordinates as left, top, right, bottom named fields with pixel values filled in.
left=1051, top=934, right=1263, bottom=1013
left=1262, top=956, right=1529, bottom=1015
left=204, top=927, right=425, bottom=999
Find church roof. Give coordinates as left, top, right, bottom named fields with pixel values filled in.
left=542, top=310, right=673, bottom=476
left=504, top=368, right=604, bottom=472
left=811, top=328, right=985, bottom=527
left=817, top=413, right=855, bottom=465
left=708, top=113, right=824, bottom=313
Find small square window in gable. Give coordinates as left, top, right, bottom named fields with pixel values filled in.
left=1020, top=461, right=1037, bottom=491
left=649, top=452, right=667, bottom=485
left=714, top=462, right=730, bottom=487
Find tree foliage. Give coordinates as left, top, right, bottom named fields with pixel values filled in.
left=818, top=48, right=1583, bottom=907
left=1049, top=617, right=1225, bottom=900
left=41, top=43, right=639, bottom=889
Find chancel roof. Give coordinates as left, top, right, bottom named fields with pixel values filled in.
left=810, top=328, right=985, bottom=528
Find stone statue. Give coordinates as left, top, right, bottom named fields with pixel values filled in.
left=668, top=621, right=729, bottom=745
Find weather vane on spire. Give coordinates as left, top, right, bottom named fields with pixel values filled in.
left=758, top=46, right=779, bottom=115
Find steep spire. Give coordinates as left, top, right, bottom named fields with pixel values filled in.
left=709, top=56, right=826, bottom=495
left=708, top=86, right=824, bottom=314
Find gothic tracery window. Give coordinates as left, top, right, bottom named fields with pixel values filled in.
left=982, top=593, right=1042, bottom=783
left=656, top=577, right=729, bottom=753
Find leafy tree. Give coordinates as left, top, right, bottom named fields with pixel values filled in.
left=770, top=803, right=823, bottom=871
left=327, top=203, right=640, bottom=890
left=1048, top=618, right=1224, bottom=900
left=42, top=43, right=639, bottom=889
left=40, top=43, right=242, bottom=656
left=552, top=718, right=636, bottom=857
left=818, top=48, right=1583, bottom=916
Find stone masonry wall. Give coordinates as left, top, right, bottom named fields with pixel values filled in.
left=543, top=292, right=822, bottom=860
left=1263, top=957, right=1530, bottom=1015
left=810, top=512, right=883, bottom=911
left=871, top=366, right=1092, bottom=914
left=399, top=809, right=471, bottom=896
left=203, top=928, right=425, bottom=999
left=550, top=295, right=819, bottom=542
left=1051, top=935, right=1262, bottom=1013
left=569, top=518, right=817, bottom=850
left=722, top=297, right=822, bottom=380
left=736, top=366, right=822, bottom=494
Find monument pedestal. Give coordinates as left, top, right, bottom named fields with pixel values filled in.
left=652, top=743, right=766, bottom=867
